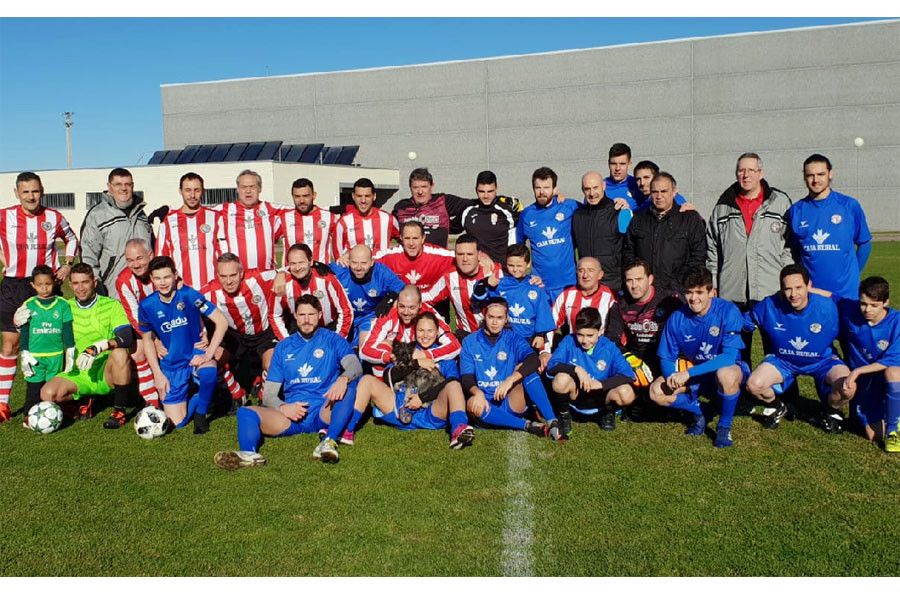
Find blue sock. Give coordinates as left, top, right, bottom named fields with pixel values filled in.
left=449, top=409, right=467, bottom=429
left=194, top=366, right=217, bottom=416
left=237, top=407, right=262, bottom=452
left=325, top=387, right=357, bottom=442
left=480, top=403, right=527, bottom=430
left=887, top=381, right=900, bottom=434
left=717, top=389, right=739, bottom=430
left=347, top=407, right=364, bottom=432
left=671, top=394, right=702, bottom=416
left=524, top=373, right=557, bottom=422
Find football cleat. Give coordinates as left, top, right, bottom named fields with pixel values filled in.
left=714, top=426, right=734, bottom=448
left=547, top=419, right=567, bottom=442
left=885, top=432, right=900, bottom=453
left=600, top=410, right=616, bottom=432
left=685, top=412, right=706, bottom=436
left=103, top=408, right=126, bottom=429
left=214, top=450, right=267, bottom=470
left=820, top=411, right=844, bottom=434
left=0, top=402, right=10, bottom=423
left=524, top=420, right=548, bottom=437
left=313, top=437, right=340, bottom=463
left=192, top=412, right=210, bottom=435
left=77, top=397, right=94, bottom=421
left=761, top=400, right=788, bottom=430
left=339, top=430, right=355, bottom=446
left=449, top=424, right=475, bottom=449
left=558, top=410, right=572, bottom=438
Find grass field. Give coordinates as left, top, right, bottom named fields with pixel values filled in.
left=2, top=243, right=899, bottom=576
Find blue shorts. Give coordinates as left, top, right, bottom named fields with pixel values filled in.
left=373, top=386, right=446, bottom=431
left=277, top=401, right=329, bottom=436
left=683, top=361, right=751, bottom=401
left=763, top=354, right=846, bottom=398
left=483, top=395, right=525, bottom=418
left=853, top=374, right=886, bottom=430
left=160, top=349, right=206, bottom=405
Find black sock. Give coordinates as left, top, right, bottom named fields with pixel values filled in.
left=24, top=382, right=43, bottom=417
left=113, top=384, right=129, bottom=411
left=550, top=391, right=571, bottom=416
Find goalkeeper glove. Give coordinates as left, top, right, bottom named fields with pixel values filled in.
left=20, top=351, right=38, bottom=378
left=76, top=340, right=108, bottom=371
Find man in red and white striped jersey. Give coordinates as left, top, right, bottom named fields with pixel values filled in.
left=277, top=178, right=337, bottom=265
left=270, top=243, right=353, bottom=341
left=0, top=172, right=78, bottom=421
left=552, top=257, right=617, bottom=339
left=156, top=172, right=221, bottom=290
left=215, top=169, right=283, bottom=270
left=374, top=220, right=455, bottom=295
left=333, top=177, right=399, bottom=257
left=361, top=285, right=460, bottom=379
left=422, top=233, right=501, bottom=338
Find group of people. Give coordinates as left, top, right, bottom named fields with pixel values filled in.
left=0, top=141, right=897, bottom=470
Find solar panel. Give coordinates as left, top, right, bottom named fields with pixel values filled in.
left=321, top=147, right=341, bottom=164
left=258, top=141, right=282, bottom=161
left=242, top=142, right=265, bottom=161
left=161, top=150, right=182, bottom=165
left=176, top=145, right=201, bottom=164
left=147, top=151, right=167, bottom=165
left=283, top=144, right=306, bottom=162
left=192, top=144, right=215, bottom=163
left=299, top=143, right=324, bottom=163
left=208, top=144, right=232, bottom=162
left=223, top=143, right=248, bottom=162
left=336, top=146, right=359, bottom=165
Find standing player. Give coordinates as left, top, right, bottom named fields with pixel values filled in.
left=572, top=171, right=626, bottom=290
left=214, top=295, right=363, bottom=468
left=743, top=264, right=852, bottom=433
left=156, top=172, right=221, bottom=290
left=1, top=172, right=78, bottom=421
left=138, top=256, right=229, bottom=433
left=333, top=177, right=399, bottom=257
left=392, top=167, right=475, bottom=248
left=460, top=171, right=518, bottom=265
left=374, top=220, right=455, bottom=295
left=649, top=267, right=748, bottom=448
left=216, top=169, right=283, bottom=270
left=786, top=153, right=871, bottom=299
left=18, top=266, right=75, bottom=425
left=604, top=143, right=642, bottom=210
left=551, top=257, right=617, bottom=338
left=277, top=178, right=337, bottom=265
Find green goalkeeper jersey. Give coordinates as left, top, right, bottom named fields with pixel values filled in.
left=20, top=296, right=74, bottom=357
left=67, top=295, right=130, bottom=353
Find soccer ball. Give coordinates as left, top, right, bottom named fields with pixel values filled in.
left=134, top=406, right=169, bottom=440
left=28, top=401, right=63, bottom=434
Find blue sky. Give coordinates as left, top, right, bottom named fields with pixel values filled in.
left=0, top=17, right=884, bottom=173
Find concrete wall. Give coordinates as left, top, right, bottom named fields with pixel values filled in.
left=161, top=20, right=900, bottom=231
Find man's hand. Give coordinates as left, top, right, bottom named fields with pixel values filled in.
left=494, top=375, right=517, bottom=401
left=273, top=271, right=287, bottom=297
left=575, top=366, right=593, bottom=391
left=843, top=369, right=861, bottom=393
left=538, top=351, right=551, bottom=373
left=279, top=401, right=309, bottom=422
left=190, top=351, right=213, bottom=368
left=612, top=198, right=630, bottom=211
left=404, top=393, right=423, bottom=410
left=324, top=376, right=349, bottom=402
left=55, top=264, right=72, bottom=282
left=678, top=202, right=697, bottom=213
left=76, top=341, right=107, bottom=371
left=528, top=275, right=545, bottom=288
left=13, top=304, right=32, bottom=328
left=154, top=338, right=169, bottom=359
left=478, top=252, right=495, bottom=277
left=666, top=370, right=691, bottom=390
left=337, top=251, right=351, bottom=267
left=417, top=356, right=437, bottom=371
left=20, top=351, right=38, bottom=378
left=154, top=373, right=170, bottom=399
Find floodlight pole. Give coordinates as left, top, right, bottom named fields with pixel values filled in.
left=64, top=112, right=74, bottom=169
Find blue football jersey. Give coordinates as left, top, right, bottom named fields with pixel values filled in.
left=658, top=297, right=744, bottom=376
left=331, top=262, right=405, bottom=332
left=482, top=275, right=556, bottom=339
left=516, top=196, right=578, bottom=294
left=837, top=299, right=900, bottom=369
left=787, top=191, right=871, bottom=298
left=547, top=335, right=634, bottom=382
left=604, top=175, right=643, bottom=210
left=138, top=286, right=216, bottom=366
left=267, top=327, right=353, bottom=404
left=746, top=292, right=839, bottom=367
left=460, top=329, right=534, bottom=399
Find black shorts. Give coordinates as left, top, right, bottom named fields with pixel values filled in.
left=222, top=327, right=277, bottom=361
left=0, top=277, right=36, bottom=332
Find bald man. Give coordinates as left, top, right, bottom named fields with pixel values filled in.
left=571, top=171, right=627, bottom=292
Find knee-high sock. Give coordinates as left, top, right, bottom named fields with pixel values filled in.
left=524, top=373, right=557, bottom=422
left=479, top=402, right=527, bottom=430
left=24, top=382, right=43, bottom=417
left=550, top=390, right=572, bottom=416
left=718, top=389, right=739, bottom=430
left=113, top=383, right=129, bottom=410
left=220, top=366, right=246, bottom=401
left=670, top=394, right=702, bottom=416
left=449, top=410, right=468, bottom=429
left=236, top=407, right=263, bottom=452
left=192, top=366, right=217, bottom=416
left=135, top=360, right=158, bottom=405
left=325, top=388, right=357, bottom=442
left=887, top=382, right=900, bottom=435
left=347, top=407, right=365, bottom=432
left=0, top=354, right=17, bottom=404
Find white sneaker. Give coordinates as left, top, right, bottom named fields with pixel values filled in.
left=312, top=438, right=340, bottom=463
left=214, top=450, right=267, bottom=470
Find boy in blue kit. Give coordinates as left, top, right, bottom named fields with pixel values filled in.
left=139, top=256, right=229, bottom=434
left=744, top=264, right=852, bottom=433
left=515, top=167, right=578, bottom=301
left=547, top=307, right=636, bottom=437
left=828, top=277, right=900, bottom=452
left=649, top=267, right=748, bottom=448
left=460, top=297, right=562, bottom=441
left=786, top=153, right=871, bottom=299
left=214, top=295, right=362, bottom=468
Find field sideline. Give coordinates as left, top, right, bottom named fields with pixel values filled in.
left=1, top=242, right=898, bottom=577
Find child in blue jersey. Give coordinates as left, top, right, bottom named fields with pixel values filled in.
left=460, top=297, right=563, bottom=440
left=547, top=307, right=636, bottom=438
left=214, top=295, right=363, bottom=468
left=649, top=267, right=748, bottom=448
left=828, top=277, right=900, bottom=452
left=139, top=256, right=229, bottom=434
left=346, top=312, right=476, bottom=449
left=515, top=167, right=578, bottom=300
left=786, top=153, right=872, bottom=299
left=744, top=263, right=852, bottom=433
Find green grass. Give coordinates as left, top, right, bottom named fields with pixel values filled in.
left=2, top=242, right=899, bottom=576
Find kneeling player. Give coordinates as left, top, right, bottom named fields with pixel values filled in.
left=829, top=276, right=900, bottom=451
left=214, top=295, right=361, bottom=468
left=649, top=267, right=747, bottom=447
left=139, top=256, right=229, bottom=433
left=460, top=297, right=562, bottom=440
left=547, top=307, right=635, bottom=436
left=347, top=312, right=475, bottom=449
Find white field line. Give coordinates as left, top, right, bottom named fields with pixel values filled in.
left=500, top=430, right=534, bottom=576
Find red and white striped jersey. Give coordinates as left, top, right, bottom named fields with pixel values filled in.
left=374, top=244, right=455, bottom=294
left=552, top=284, right=617, bottom=335
left=156, top=207, right=221, bottom=290
left=0, top=205, right=78, bottom=278
left=360, top=303, right=460, bottom=377
left=215, top=201, right=283, bottom=270
left=333, top=205, right=399, bottom=257
left=270, top=270, right=354, bottom=340
left=422, top=263, right=502, bottom=334
left=277, top=206, right=338, bottom=264
left=201, top=270, right=277, bottom=336
left=115, top=268, right=154, bottom=332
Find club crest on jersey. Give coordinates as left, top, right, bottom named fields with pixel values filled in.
left=52, top=311, right=60, bottom=319
left=41, top=221, right=53, bottom=232
left=314, top=290, right=325, bottom=299
left=555, top=212, right=565, bottom=222
left=878, top=340, right=889, bottom=351
left=367, top=289, right=377, bottom=297
left=313, top=349, right=324, bottom=358
left=809, top=323, right=822, bottom=334
left=831, top=214, right=842, bottom=224
left=318, top=220, right=327, bottom=228
left=596, top=360, right=607, bottom=372
left=176, top=301, right=185, bottom=310
left=709, top=326, right=720, bottom=337
left=491, top=213, right=498, bottom=226
left=200, top=224, right=211, bottom=233
left=527, top=290, right=537, bottom=301
left=497, top=351, right=508, bottom=361
left=252, top=295, right=263, bottom=304
left=258, top=208, right=268, bottom=218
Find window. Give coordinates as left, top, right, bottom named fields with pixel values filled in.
left=41, top=193, right=75, bottom=210
left=202, top=188, right=237, bottom=206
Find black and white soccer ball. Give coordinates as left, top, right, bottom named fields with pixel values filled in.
left=134, top=406, right=169, bottom=440
left=27, top=401, right=63, bottom=434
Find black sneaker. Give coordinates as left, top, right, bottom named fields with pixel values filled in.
left=103, top=408, right=126, bottom=429
left=558, top=410, right=572, bottom=437
left=600, top=410, right=616, bottom=431
left=547, top=419, right=566, bottom=442
left=761, top=401, right=788, bottom=430
left=820, top=411, right=844, bottom=434
left=524, top=420, right=548, bottom=437
left=193, top=412, right=210, bottom=435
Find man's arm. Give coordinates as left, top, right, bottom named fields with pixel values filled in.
left=705, top=209, right=720, bottom=289
left=687, top=213, right=708, bottom=271
left=326, top=276, right=354, bottom=338
left=55, top=216, right=79, bottom=281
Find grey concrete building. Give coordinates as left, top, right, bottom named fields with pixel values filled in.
left=161, top=20, right=900, bottom=231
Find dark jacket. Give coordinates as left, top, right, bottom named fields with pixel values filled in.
left=571, top=198, right=624, bottom=292
left=461, top=200, right=517, bottom=264
left=623, top=206, right=707, bottom=292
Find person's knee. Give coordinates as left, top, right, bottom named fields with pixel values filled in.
left=716, top=366, right=742, bottom=393
left=552, top=375, right=573, bottom=395
left=612, top=385, right=636, bottom=406
left=745, top=374, right=768, bottom=396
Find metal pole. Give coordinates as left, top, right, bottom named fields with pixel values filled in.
left=64, top=112, right=74, bottom=169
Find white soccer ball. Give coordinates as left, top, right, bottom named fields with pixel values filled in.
left=28, top=401, right=63, bottom=434
left=407, top=151, right=417, bottom=161
left=134, top=406, right=169, bottom=440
